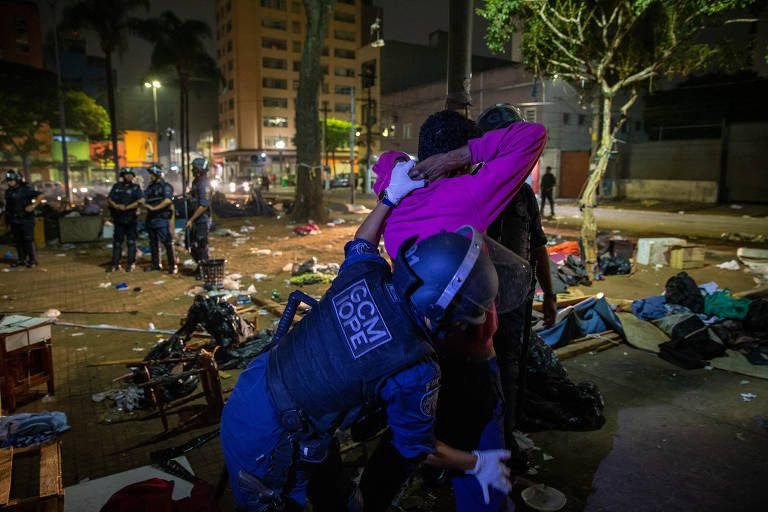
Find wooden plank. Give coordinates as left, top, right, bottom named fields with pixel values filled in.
left=38, top=442, right=63, bottom=499
left=533, top=294, right=595, bottom=312
left=0, top=447, right=13, bottom=505
left=555, top=339, right=616, bottom=361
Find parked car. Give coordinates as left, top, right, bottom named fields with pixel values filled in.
left=330, top=173, right=352, bottom=188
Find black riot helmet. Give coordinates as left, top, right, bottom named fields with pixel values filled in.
left=191, top=157, right=209, bottom=173
left=147, top=163, right=164, bottom=178
left=477, top=103, right=523, bottom=134
left=4, top=170, right=22, bottom=183
left=119, top=167, right=135, bottom=178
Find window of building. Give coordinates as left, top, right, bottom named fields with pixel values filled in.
left=263, top=77, right=288, bottom=89
left=334, top=30, right=356, bottom=42
left=228, top=60, right=234, bottom=71
left=334, top=67, right=355, bottom=78
left=226, top=21, right=232, bottom=33
left=226, top=0, right=232, bottom=11
left=321, top=83, right=329, bottom=93
left=228, top=79, right=234, bottom=90
left=292, top=60, right=300, bottom=72
left=228, top=118, right=235, bottom=129
left=322, top=46, right=329, bottom=56
left=578, top=114, right=586, bottom=126
left=265, top=136, right=288, bottom=148
left=264, top=97, right=288, bottom=108
left=292, top=80, right=300, bottom=90
left=262, top=37, right=287, bottom=50
left=261, top=0, right=286, bottom=10
left=262, top=18, right=287, bottom=30
left=263, top=57, right=287, bottom=69
left=292, top=41, right=302, bottom=53
left=263, top=116, right=289, bottom=128
left=335, top=103, right=351, bottom=113
left=562, top=113, right=570, bottom=125
left=334, top=48, right=355, bottom=59
left=15, top=18, right=30, bottom=53
left=291, top=1, right=301, bottom=13
left=337, top=0, right=355, bottom=5
left=335, top=84, right=352, bottom=94
left=227, top=40, right=233, bottom=53
left=334, top=11, right=355, bottom=23
left=292, top=21, right=301, bottom=33
left=523, top=108, right=536, bottom=122
left=402, top=123, right=412, bottom=139
left=228, top=98, right=234, bottom=110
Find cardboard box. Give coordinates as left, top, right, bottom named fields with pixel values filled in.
left=669, top=244, right=704, bottom=269
left=636, top=237, right=687, bottom=265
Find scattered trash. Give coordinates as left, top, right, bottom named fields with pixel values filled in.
left=131, top=347, right=144, bottom=352
left=253, top=273, right=267, bottom=281
left=148, top=322, right=156, bottom=330
left=521, top=484, right=566, bottom=512
left=41, top=394, right=56, bottom=403
left=56, top=253, right=67, bottom=257
left=281, top=263, right=294, bottom=272
left=71, top=332, right=85, bottom=337
left=42, top=309, right=61, bottom=318
left=246, top=284, right=257, bottom=294
left=730, top=204, right=743, bottom=209
left=740, top=392, right=757, bottom=402
left=293, top=223, right=322, bottom=236
left=272, top=250, right=283, bottom=257
left=153, top=280, right=166, bottom=285
left=735, top=433, right=747, bottom=441
left=186, top=286, right=206, bottom=296
left=740, top=380, right=750, bottom=385
left=227, top=273, right=243, bottom=280
left=542, top=453, right=554, bottom=461
left=115, top=282, right=129, bottom=291
left=221, top=277, right=241, bottom=290
left=236, top=295, right=252, bottom=305
left=133, top=287, right=142, bottom=292
left=98, top=282, right=112, bottom=288
left=271, top=289, right=281, bottom=300
left=75, top=347, right=88, bottom=351
left=253, top=249, right=272, bottom=256
left=345, top=204, right=371, bottom=214
left=183, top=259, right=197, bottom=268
left=716, top=260, right=740, bottom=270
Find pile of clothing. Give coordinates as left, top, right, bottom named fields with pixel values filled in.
left=632, top=272, right=767, bottom=369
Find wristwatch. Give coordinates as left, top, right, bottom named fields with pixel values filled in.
left=379, top=189, right=395, bottom=207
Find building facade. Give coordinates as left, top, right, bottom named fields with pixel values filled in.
left=215, top=0, right=378, bottom=182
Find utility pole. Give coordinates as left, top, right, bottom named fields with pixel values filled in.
left=348, top=86, right=356, bottom=204
left=364, top=84, right=373, bottom=195
left=49, top=0, right=72, bottom=204
left=445, top=0, right=473, bottom=112
left=320, top=100, right=330, bottom=191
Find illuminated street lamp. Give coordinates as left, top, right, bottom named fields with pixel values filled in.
left=144, top=80, right=161, bottom=153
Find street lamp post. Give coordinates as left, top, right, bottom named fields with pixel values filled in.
left=144, top=80, right=161, bottom=160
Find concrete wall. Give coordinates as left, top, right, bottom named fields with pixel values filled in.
left=611, top=179, right=718, bottom=202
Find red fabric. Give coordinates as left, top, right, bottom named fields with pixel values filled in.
left=437, top=307, right=498, bottom=358
left=99, top=478, right=220, bottom=512
left=293, top=223, right=321, bottom=236
left=547, top=241, right=580, bottom=257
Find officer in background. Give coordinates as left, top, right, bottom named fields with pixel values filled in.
left=106, top=167, right=143, bottom=272
left=185, top=157, right=212, bottom=279
left=3, top=170, right=42, bottom=268
left=141, top=164, right=178, bottom=274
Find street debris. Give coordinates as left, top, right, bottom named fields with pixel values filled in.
left=42, top=309, right=61, bottom=318
left=294, top=223, right=322, bottom=236
left=741, top=392, right=757, bottom=402
left=717, top=260, right=741, bottom=270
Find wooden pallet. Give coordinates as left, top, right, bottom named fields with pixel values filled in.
left=0, top=441, right=63, bottom=511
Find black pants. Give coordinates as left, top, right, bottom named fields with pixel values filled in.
left=111, top=219, right=138, bottom=266
left=190, top=221, right=210, bottom=263
left=540, top=189, right=555, bottom=215
left=10, top=220, right=37, bottom=265
left=146, top=216, right=176, bottom=269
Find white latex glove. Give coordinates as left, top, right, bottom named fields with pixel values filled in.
left=383, top=159, right=426, bottom=206
left=466, top=449, right=512, bottom=504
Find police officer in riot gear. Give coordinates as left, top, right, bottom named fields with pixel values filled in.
left=3, top=170, right=42, bottom=268
left=106, top=167, right=143, bottom=272
left=221, top=161, right=521, bottom=512
left=141, top=164, right=178, bottom=274
left=185, top=157, right=212, bottom=278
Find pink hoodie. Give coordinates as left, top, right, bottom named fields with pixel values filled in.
left=373, top=121, right=547, bottom=258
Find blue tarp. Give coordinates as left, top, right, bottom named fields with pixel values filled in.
left=539, top=296, right=625, bottom=348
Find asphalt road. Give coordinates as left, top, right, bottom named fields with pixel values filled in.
left=548, top=205, right=767, bottom=239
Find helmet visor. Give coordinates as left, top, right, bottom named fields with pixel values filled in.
left=455, top=225, right=532, bottom=315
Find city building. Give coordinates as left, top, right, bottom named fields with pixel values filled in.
left=214, top=0, right=379, bottom=182
left=0, top=0, right=43, bottom=69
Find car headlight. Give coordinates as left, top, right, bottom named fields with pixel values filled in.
left=242, top=182, right=250, bottom=192
left=228, top=182, right=236, bottom=192
left=210, top=179, right=220, bottom=190
left=79, top=187, right=88, bottom=193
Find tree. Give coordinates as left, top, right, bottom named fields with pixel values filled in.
left=478, top=0, right=760, bottom=261
left=292, top=0, right=334, bottom=223
left=0, top=64, right=55, bottom=175
left=63, top=90, right=111, bottom=140
left=323, top=117, right=352, bottom=174
left=62, top=0, right=149, bottom=171
left=133, top=11, right=219, bottom=212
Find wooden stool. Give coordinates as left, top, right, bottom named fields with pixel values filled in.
left=0, top=441, right=64, bottom=511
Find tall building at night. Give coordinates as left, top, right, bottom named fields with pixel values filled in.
left=215, top=0, right=381, bottom=180
left=0, top=0, right=43, bottom=69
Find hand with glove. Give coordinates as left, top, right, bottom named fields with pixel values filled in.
left=381, top=159, right=426, bottom=207
left=466, top=449, right=513, bottom=504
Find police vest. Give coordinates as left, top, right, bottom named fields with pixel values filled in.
left=189, top=177, right=211, bottom=220
left=4, top=185, right=37, bottom=223
left=145, top=181, right=173, bottom=219
left=266, top=261, right=434, bottom=422
left=109, top=182, right=141, bottom=222
left=487, top=184, right=537, bottom=262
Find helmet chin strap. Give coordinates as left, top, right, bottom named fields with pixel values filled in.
left=434, top=227, right=483, bottom=314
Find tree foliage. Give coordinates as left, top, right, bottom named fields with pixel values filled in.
left=323, top=117, right=352, bottom=152
left=63, top=90, right=111, bottom=140
left=62, top=0, right=150, bottom=170
left=478, top=0, right=760, bottom=261
left=292, top=0, right=335, bottom=223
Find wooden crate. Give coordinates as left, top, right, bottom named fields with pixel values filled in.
left=669, top=244, right=704, bottom=269
left=0, top=441, right=64, bottom=511
left=0, top=317, right=55, bottom=413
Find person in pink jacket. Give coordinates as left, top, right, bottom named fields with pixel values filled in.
left=357, top=110, right=546, bottom=512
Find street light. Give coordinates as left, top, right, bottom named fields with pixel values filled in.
left=275, top=139, right=286, bottom=178
left=144, top=80, right=161, bottom=157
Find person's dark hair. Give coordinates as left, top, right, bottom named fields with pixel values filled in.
left=418, top=110, right=479, bottom=161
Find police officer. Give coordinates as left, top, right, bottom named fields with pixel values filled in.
left=479, top=103, right=557, bottom=462
left=221, top=162, right=518, bottom=512
left=141, top=164, right=177, bottom=274
left=185, top=157, right=211, bottom=278
left=106, top=167, right=143, bottom=272
left=3, top=170, right=42, bottom=268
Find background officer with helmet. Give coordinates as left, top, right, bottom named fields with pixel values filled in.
left=140, top=164, right=177, bottom=274
left=3, top=170, right=42, bottom=268
left=106, top=167, right=143, bottom=272
left=186, top=157, right=212, bottom=278
left=221, top=162, right=518, bottom=512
